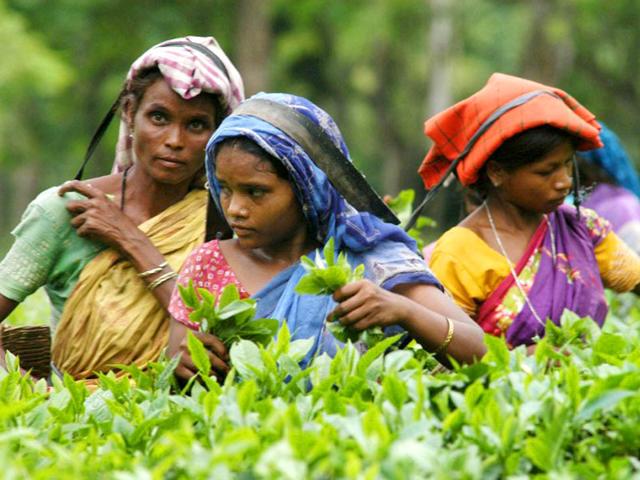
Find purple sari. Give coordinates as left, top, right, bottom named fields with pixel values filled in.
left=583, top=184, right=640, bottom=233
left=477, top=205, right=609, bottom=346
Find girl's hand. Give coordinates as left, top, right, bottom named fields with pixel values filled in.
left=169, top=327, right=230, bottom=382
left=58, top=180, right=139, bottom=250
left=327, top=279, right=408, bottom=331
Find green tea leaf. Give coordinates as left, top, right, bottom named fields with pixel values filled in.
left=230, top=340, right=264, bottom=379
left=219, top=283, right=241, bottom=309
left=323, top=237, right=336, bottom=266
left=186, top=331, right=211, bottom=377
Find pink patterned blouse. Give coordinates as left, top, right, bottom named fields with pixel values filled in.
left=168, top=240, right=249, bottom=329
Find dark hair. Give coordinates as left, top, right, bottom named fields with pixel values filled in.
left=123, top=66, right=225, bottom=127
left=576, top=154, right=615, bottom=186
left=215, top=137, right=291, bottom=180
left=473, top=125, right=578, bottom=196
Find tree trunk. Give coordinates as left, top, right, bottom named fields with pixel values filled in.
left=11, top=164, right=40, bottom=228
left=235, top=0, right=272, bottom=96
left=424, top=0, right=459, bottom=230
left=426, top=0, right=454, bottom=117
left=521, top=0, right=575, bottom=84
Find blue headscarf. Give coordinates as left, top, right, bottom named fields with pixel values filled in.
left=205, top=93, right=440, bottom=363
left=580, top=123, right=640, bottom=198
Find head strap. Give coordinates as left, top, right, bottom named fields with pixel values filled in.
left=74, top=41, right=229, bottom=180
left=406, top=90, right=563, bottom=230
left=232, top=98, right=399, bottom=224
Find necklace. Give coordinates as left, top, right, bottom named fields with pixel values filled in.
left=483, top=200, right=546, bottom=327
left=120, top=167, right=129, bottom=211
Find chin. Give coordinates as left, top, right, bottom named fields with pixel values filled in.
left=153, top=172, right=193, bottom=187
left=234, top=236, right=259, bottom=249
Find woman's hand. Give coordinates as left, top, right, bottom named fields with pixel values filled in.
left=58, top=180, right=140, bottom=250
left=328, top=280, right=409, bottom=331
left=167, top=320, right=229, bottom=381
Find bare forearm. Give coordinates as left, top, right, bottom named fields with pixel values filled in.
left=0, top=295, right=18, bottom=324
left=117, top=230, right=175, bottom=310
left=399, top=301, right=486, bottom=364
left=392, top=284, right=486, bottom=364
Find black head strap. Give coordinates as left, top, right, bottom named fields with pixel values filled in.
left=74, top=40, right=230, bottom=181
left=405, top=89, right=564, bottom=230
left=232, top=98, right=400, bottom=224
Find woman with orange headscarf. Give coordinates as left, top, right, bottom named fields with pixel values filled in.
left=420, top=73, right=640, bottom=348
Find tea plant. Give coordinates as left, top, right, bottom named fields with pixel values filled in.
left=1, top=298, right=639, bottom=478
left=178, top=281, right=278, bottom=348
left=295, top=237, right=384, bottom=346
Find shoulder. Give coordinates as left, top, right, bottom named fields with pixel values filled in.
left=432, top=226, right=496, bottom=260
left=13, top=185, right=82, bottom=235
left=185, top=239, right=224, bottom=265
left=430, top=226, right=509, bottom=292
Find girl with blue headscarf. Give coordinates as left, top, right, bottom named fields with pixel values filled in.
left=167, top=93, right=485, bottom=380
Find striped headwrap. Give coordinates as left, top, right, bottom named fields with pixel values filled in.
left=113, top=35, right=244, bottom=173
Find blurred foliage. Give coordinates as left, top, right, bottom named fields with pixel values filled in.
left=4, top=288, right=49, bottom=327
left=1, top=0, right=639, bottom=253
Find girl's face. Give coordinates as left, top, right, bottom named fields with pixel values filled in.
left=490, top=140, right=575, bottom=214
left=215, top=145, right=309, bottom=251
left=128, top=78, right=216, bottom=186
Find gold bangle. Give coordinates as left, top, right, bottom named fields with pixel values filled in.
left=147, top=270, right=177, bottom=290
left=434, top=316, right=454, bottom=356
left=138, top=261, right=169, bottom=278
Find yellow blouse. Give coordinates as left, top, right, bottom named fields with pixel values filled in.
left=430, top=226, right=640, bottom=318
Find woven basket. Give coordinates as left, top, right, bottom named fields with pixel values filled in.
left=1, top=325, right=51, bottom=379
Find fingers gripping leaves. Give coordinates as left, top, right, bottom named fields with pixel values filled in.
left=294, top=238, right=365, bottom=295
left=178, top=282, right=279, bottom=348
left=294, top=238, right=384, bottom=346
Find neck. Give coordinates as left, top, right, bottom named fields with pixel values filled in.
left=247, top=234, right=320, bottom=267
left=484, top=194, right=543, bottom=232
left=123, top=166, right=192, bottom=220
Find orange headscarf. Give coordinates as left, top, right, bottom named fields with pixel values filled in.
left=418, top=73, right=602, bottom=189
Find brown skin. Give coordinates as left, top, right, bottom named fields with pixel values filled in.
left=462, top=140, right=575, bottom=262
left=168, top=145, right=487, bottom=380
left=462, top=140, right=640, bottom=353
left=0, top=77, right=217, bottom=371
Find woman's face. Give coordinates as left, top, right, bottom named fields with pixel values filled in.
left=215, top=145, right=309, bottom=251
left=492, top=139, right=575, bottom=214
left=128, top=78, right=216, bottom=185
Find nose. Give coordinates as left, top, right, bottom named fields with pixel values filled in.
left=225, top=193, right=249, bottom=219
left=554, top=165, right=572, bottom=192
left=165, top=124, right=184, bottom=150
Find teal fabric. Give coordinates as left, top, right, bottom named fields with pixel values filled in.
left=0, top=186, right=106, bottom=328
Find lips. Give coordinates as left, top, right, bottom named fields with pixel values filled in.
left=230, top=223, right=254, bottom=236
left=548, top=197, right=567, bottom=208
left=156, top=156, right=185, bottom=168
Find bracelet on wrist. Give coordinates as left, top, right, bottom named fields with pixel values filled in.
left=147, top=271, right=178, bottom=290
left=434, top=316, right=454, bottom=356
left=138, top=261, right=169, bottom=279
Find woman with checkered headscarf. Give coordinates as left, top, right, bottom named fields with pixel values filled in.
left=0, top=36, right=244, bottom=380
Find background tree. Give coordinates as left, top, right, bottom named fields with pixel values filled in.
left=1, top=0, right=639, bottom=251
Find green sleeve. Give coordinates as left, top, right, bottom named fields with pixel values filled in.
left=0, top=187, right=69, bottom=302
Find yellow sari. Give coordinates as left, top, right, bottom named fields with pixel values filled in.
left=52, top=189, right=207, bottom=379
